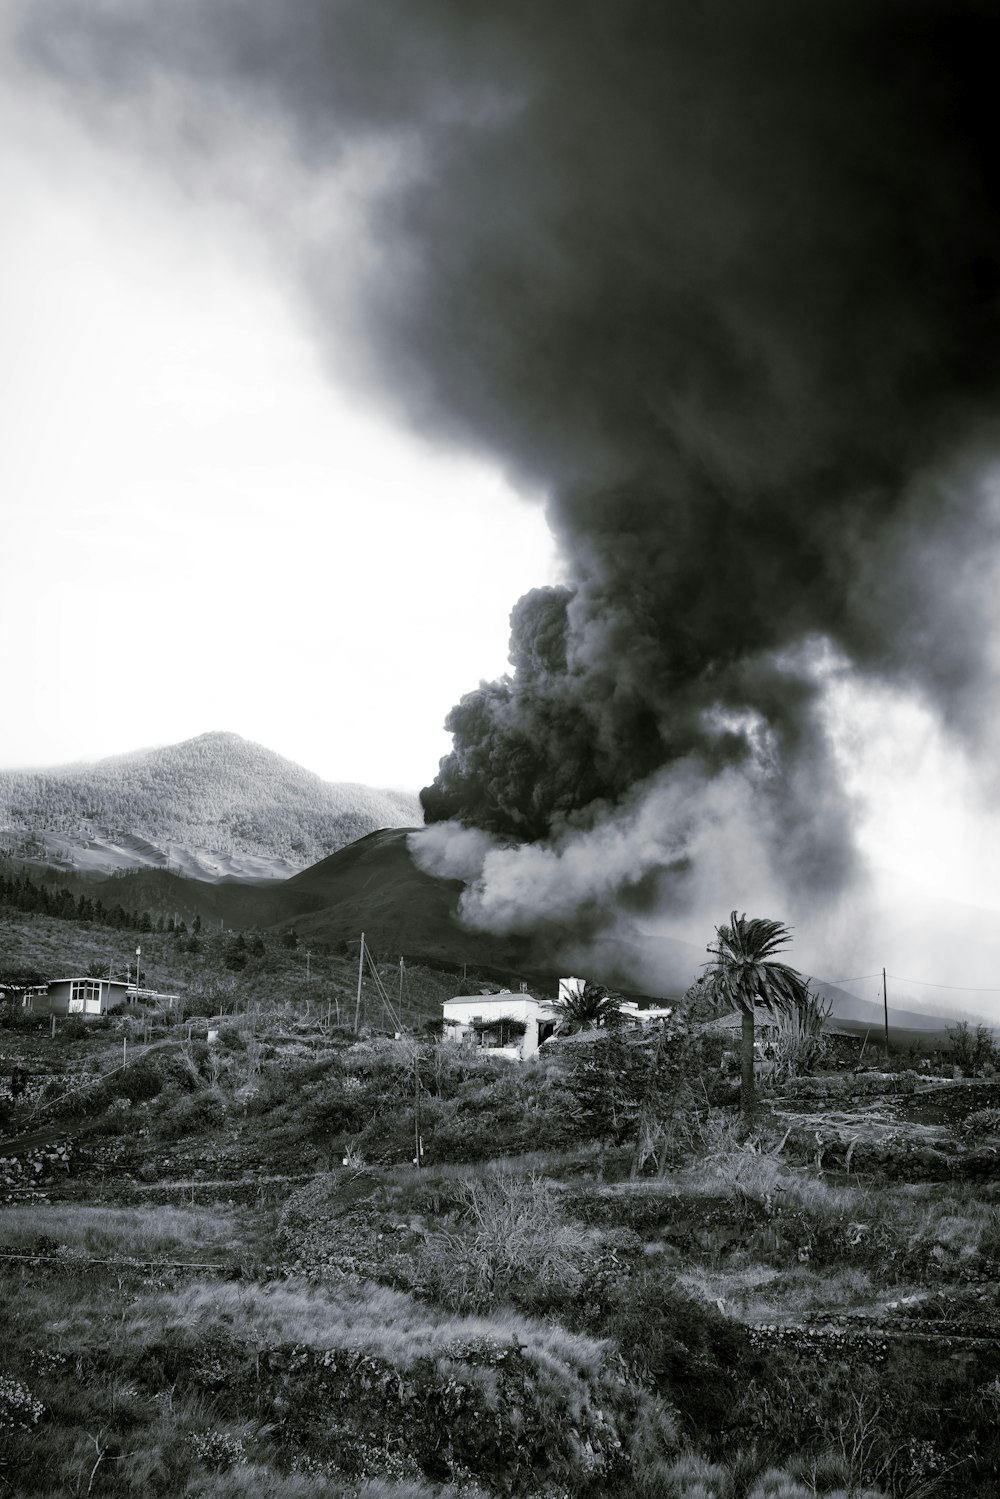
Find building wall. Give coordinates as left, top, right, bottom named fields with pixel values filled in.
left=42, top=979, right=130, bottom=1017
left=442, top=996, right=561, bottom=1060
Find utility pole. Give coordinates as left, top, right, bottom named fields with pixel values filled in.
left=414, top=1049, right=422, bottom=1169
left=882, top=968, right=890, bottom=1058
left=306, top=950, right=311, bottom=982
left=354, top=932, right=365, bottom=1032
left=399, top=956, right=405, bottom=1013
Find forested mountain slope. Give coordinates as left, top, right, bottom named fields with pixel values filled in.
left=0, top=733, right=422, bottom=879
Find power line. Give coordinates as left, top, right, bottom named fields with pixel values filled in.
left=886, top=972, right=1000, bottom=994
left=820, top=969, right=1000, bottom=996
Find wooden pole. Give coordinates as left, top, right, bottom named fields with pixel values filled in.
left=354, top=932, right=365, bottom=1032
left=883, top=968, right=890, bottom=1058
left=414, top=1050, right=422, bottom=1168
left=740, top=1004, right=756, bottom=1120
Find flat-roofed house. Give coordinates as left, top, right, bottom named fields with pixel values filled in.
left=37, top=977, right=133, bottom=1017
left=442, top=993, right=562, bottom=1060
left=17, top=977, right=181, bottom=1019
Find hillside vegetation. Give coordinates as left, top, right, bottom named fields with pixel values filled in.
left=0, top=732, right=422, bottom=875
left=2, top=979, right=1000, bottom=1494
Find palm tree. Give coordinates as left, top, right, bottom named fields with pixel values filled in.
left=553, top=979, right=624, bottom=1034
left=705, top=912, right=809, bottom=1118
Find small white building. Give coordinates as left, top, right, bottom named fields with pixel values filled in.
left=619, top=1000, right=675, bottom=1027
left=442, top=992, right=562, bottom=1061
left=556, top=977, right=674, bottom=1029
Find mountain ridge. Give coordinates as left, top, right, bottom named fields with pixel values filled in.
left=0, top=731, right=423, bottom=880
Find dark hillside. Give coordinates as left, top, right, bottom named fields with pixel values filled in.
left=267, top=829, right=543, bottom=970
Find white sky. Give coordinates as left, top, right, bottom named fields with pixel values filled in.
left=3, top=28, right=1000, bottom=961
left=0, top=55, right=559, bottom=790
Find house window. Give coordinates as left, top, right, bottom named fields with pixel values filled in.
left=69, top=981, right=103, bottom=1014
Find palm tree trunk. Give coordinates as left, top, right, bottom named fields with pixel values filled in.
left=740, top=1003, right=755, bottom=1120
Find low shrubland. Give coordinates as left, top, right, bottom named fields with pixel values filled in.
left=5, top=979, right=1000, bottom=1496
left=0, top=1232, right=676, bottom=1497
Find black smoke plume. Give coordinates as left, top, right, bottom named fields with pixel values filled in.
left=21, top=1, right=1000, bottom=923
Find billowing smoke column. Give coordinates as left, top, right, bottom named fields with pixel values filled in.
left=23, top=1, right=1000, bottom=946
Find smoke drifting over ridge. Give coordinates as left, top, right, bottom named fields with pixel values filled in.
left=20, top=2, right=1000, bottom=952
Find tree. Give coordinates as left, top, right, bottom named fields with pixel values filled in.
left=705, top=912, right=809, bottom=1119
left=552, top=979, right=624, bottom=1034
left=224, top=933, right=248, bottom=971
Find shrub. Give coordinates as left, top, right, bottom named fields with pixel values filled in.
left=57, top=1016, right=109, bottom=1041
left=0, top=1374, right=45, bottom=1432
left=948, top=1021, right=1000, bottom=1072
left=406, top=1169, right=588, bottom=1311
left=189, top=1430, right=248, bottom=1471
left=959, top=1108, right=1000, bottom=1139
left=156, top=1089, right=227, bottom=1141
left=771, top=989, right=830, bottom=1078
left=0, top=1004, right=50, bottom=1033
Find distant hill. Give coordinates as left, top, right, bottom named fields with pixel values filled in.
left=0, top=732, right=422, bottom=881
left=808, top=978, right=955, bottom=1034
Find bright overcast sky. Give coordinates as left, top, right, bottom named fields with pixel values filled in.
left=4, top=12, right=1000, bottom=955
left=0, top=34, right=558, bottom=792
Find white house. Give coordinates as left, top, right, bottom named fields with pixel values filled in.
left=442, top=980, right=674, bottom=1061
left=442, top=992, right=562, bottom=1060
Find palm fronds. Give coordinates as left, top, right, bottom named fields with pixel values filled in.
left=552, top=979, right=624, bottom=1033
left=705, top=911, right=809, bottom=1017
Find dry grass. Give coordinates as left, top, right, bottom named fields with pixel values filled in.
left=174, top=1476, right=489, bottom=1499
left=636, top=1450, right=888, bottom=1498
left=0, top=1202, right=242, bottom=1260
left=677, top=1263, right=879, bottom=1325
left=123, top=1276, right=614, bottom=1381
left=382, top=1140, right=610, bottom=1197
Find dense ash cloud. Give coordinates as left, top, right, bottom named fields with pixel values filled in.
left=21, top=1, right=1000, bottom=926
